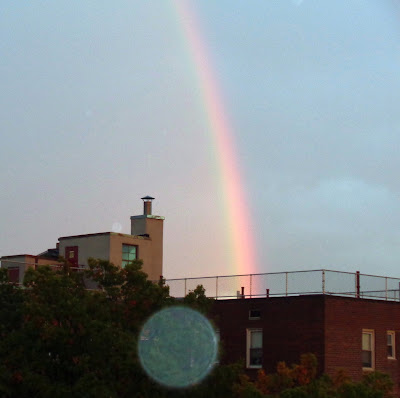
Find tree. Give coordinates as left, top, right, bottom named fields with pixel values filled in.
left=233, top=354, right=394, bottom=398
left=0, top=269, right=25, bottom=397
left=0, top=260, right=173, bottom=397
left=0, top=260, right=244, bottom=397
left=183, top=284, right=214, bottom=314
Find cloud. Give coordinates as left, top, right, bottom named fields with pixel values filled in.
left=260, top=177, right=400, bottom=273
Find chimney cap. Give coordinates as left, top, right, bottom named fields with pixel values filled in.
left=140, top=195, right=154, bottom=202
left=141, top=195, right=155, bottom=201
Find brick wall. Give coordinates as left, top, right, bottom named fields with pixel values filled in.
left=324, top=295, right=400, bottom=394
left=211, top=295, right=325, bottom=376
left=211, top=295, right=400, bottom=395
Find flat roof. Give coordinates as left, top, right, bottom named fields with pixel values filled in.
left=58, top=232, right=150, bottom=240
left=0, top=254, right=36, bottom=259
left=130, top=215, right=165, bottom=220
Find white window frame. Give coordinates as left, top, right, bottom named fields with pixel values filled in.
left=246, top=328, right=262, bottom=369
left=387, top=331, right=396, bottom=360
left=362, top=329, right=375, bottom=370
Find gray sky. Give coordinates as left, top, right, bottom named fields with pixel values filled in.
left=1, top=1, right=400, bottom=278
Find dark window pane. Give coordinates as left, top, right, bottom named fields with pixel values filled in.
left=387, top=334, right=392, bottom=345
left=249, top=310, right=261, bottom=319
left=250, top=348, right=262, bottom=366
left=362, top=350, right=372, bottom=368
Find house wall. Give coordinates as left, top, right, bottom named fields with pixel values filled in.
left=324, top=295, right=400, bottom=393
left=109, top=233, right=161, bottom=281
left=130, top=215, right=164, bottom=280
left=36, top=257, right=61, bottom=266
left=58, top=232, right=162, bottom=281
left=210, top=295, right=325, bottom=377
left=58, top=234, right=111, bottom=267
left=131, top=217, right=146, bottom=236
left=143, top=218, right=163, bottom=280
left=212, top=295, right=400, bottom=394
left=0, top=255, right=36, bottom=284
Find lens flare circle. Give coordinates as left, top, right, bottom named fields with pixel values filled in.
left=138, top=306, right=218, bottom=388
left=112, top=222, right=122, bottom=232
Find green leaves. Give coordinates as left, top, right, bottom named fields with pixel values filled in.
left=234, top=354, right=394, bottom=398
left=0, top=259, right=226, bottom=397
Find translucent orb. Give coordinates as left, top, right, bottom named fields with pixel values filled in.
left=112, top=222, right=122, bottom=232
left=138, top=306, right=218, bottom=388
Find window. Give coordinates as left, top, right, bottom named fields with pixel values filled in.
left=65, top=246, right=78, bottom=267
left=122, top=244, right=137, bottom=267
left=247, top=329, right=262, bottom=368
left=7, top=267, right=19, bottom=284
left=387, top=331, right=395, bottom=359
left=362, top=330, right=374, bottom=369
left=249, top=309, right=261, bottom=320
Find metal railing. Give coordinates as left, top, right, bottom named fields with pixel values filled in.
left=2, top=259, right=400, bottom=302
left=164, top=269, right=400, bottom=301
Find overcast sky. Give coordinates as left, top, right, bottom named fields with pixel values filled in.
left=1, top=1, right=400, bottom=279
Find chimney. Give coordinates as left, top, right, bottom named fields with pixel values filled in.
left=141, top=195, right=155, bottom=216
left=130, top=196, right=164, bottom=281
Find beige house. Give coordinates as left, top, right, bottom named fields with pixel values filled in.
left=0, top=254, right=58, bottom=285
left=1, top=196, right=164, bottom=284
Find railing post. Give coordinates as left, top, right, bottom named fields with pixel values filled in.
left=266, top=288, right=270, bottom=298
left=184, top=278, right=187, bottom=297
left=285, top=272, right=288, bottom=296
left=385, top=277, right=388, bottom=301
left=241, top=286, right=245, bottom=298
left=322, top=270, right=326, bottom=294
left=216, top=276, right=218, bottom=300
left=356, top=271, right=360, bottom=298
left=250, top=274, right=252, bottom=298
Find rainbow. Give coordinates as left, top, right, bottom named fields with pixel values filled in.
left=172, top=1, right=258, bottom=275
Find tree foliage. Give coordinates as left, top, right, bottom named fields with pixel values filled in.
left=233, top=353, right=394, bottom=398
left=0, top=260, right=241, bottom=397
left=182, top=284, right=214, bottom=315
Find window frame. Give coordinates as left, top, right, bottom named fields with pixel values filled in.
left=121, top=244, right=138, bottom=268
left=387, top=331, right=396, bottom=360
left=249, top=309, right=261, bottom=320
left=65, top=246, right=79, bottom=267
left=362, top=329, right=375, bottom=370
left=246, top=328, right=263, bottom=369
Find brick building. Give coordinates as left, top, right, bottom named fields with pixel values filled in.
left=0, top=196, right=164, bottom=284
left=210, top=294, right=400, bottom=395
